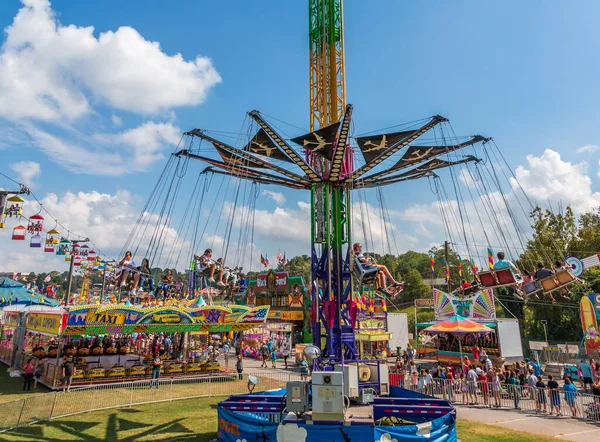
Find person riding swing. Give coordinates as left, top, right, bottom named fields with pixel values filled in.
left=352, top=243, right=403, bottom=294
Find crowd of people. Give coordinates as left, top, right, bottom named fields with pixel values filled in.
left=390, top=349, right=600, bottom=417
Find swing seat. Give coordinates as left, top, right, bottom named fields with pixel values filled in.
left=496, top=268, right=518, bottom=285
left=352, top=257, right=379, bottom=286
left=540, top=269, right=579, bottom=294
left=523, top=280, right=541, bottom=297
left=478, top=271, right=497, bottom=287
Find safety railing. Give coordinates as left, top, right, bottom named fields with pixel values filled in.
left=391, top=375, right=600, bottom=421
left=0, top=371, right=300, bottom=433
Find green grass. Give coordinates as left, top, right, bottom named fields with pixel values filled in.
left=0, top=396, right=559, bottom=442
left=0, top=368, right=48, bottom=404
left=457, top=419, right=556, bottom=442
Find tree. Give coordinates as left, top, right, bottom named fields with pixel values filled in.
left=401, top=268, right=431, bottom=301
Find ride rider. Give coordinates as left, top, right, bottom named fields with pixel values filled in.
left=195, top=249, right=225, bottom=286
left=352, top=243, right=402, bottom=292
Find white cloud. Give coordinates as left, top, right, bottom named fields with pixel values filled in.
left=26, top=125, right=128, bottom=175
left=9, top=161, right=41, bottom=187
left=511, top=149, right=600, bottom=213
left=111, top=115, right=122, bottom=126
left=261, top=190, right=286, bottom=205
left=577, top=145, right=600, bottom=154
left=95, top=121, right=181, bottom=170
left=0, top=0, right=221, bottom=122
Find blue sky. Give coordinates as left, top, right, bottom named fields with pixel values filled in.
left=1, top=0, right=600, bottom=272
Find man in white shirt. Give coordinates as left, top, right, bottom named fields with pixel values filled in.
left=467, top=365, right=479, bottom=405
left=195, top=249, right=224, bottom=286
left=484, top=356, right=493, bottom=372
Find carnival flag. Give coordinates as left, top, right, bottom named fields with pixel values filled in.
left=282, top=253, right=289, bottom=267
left=277, top=250, right=282, bottom=263
left=471, top=262, right=478, bottom=275
left=260, top=254, right=266, bottom=266
left=458, top=257, right=463, bottom=277
left=445, top=260, right=450, bottom=281
left=429, top=251, right=435, bottom=277
left=487, top=248, right=494, bottom=270
left=264, top=254, right=270, bottom=266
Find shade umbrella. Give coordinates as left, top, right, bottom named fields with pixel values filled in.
left=422, top=315, right=493, bottom=371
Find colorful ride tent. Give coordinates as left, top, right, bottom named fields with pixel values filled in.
left=63, top=304, right=269, bottom=335
left=422, top=315, right=493, bottom=364
left=0, top=278, right=59, bottom=308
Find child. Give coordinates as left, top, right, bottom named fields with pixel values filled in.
left=300, top=355, right=309, bottom=380
left=271, top=349, right=277, bottom=368
left=459, top=373, right=469, bottom=405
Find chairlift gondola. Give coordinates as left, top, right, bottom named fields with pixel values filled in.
left=30, top=234, right=42, bottom=248
left=12, top=225, right=26, bottom=240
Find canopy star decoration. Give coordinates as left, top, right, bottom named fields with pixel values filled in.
left=177, top=104, right=488, bottom=189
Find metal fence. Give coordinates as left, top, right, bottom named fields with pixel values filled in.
left=0, top=371, right=299, bottom=433
left=391, top=374, right=600, bottom=421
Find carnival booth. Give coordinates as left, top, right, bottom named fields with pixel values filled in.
left=246, top=271, right=306, bottom=342
left=354, top=289, right=390, bottom=359
left=1, top=303, right=269, bottom=389
left=416, top=288, right=523, bottom=365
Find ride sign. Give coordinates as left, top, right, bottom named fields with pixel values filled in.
left=26, top=312, right=64, bottom=335
left=415, top=299, right=434, bottom=309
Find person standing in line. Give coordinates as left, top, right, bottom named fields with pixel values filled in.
left=547, top=374, right=561, bottom=416
left=526, top=369, right=538, bottom=401
left=507, top=370, right=520, bottom=409
left=424, top=369, right=434, bottom=395
left=271, top=349, right=277, bottom=369
left=562, top=378, right=579, bottom=417
left=535, top=375, right=548, bottom=414
left=459, top=373, right=469, bottom=404
left=150, top=353, right=162, bottom=389
left=490, top=369, right=501, bottom=408
left=467, top=365, right=479, bottom=405
left=477, top=369, right=489, bottom=407
left=579, top=359, right=593, bottom=393
left=23, top=358, right=34, bottom=391
left=300, top=354, right=309, bottom=380
left=236, top=355, right=244, bottom=380
left=61, top=356, right=75, bottom=393
left=406, top=344, right=415, bottom=364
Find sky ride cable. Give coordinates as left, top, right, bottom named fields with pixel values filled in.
left=146, top=156, right=184, bottom=267
left=153, top=155, right=191, bottom=267
left=166, top=169, right=206, bottom=269
left=438, top=123, right=476, bottom=266
left=129, top=154, right=178, bottom=261
left=487, top=140, right=566, bottom=266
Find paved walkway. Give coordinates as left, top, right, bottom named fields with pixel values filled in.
left=456, top=405, right=600, bottom=441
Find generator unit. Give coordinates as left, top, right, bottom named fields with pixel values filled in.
left=311, top=371, right=345, bottom=421
left=286, top=381, right=310, bottom=414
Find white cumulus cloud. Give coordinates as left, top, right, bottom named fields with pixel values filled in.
left=261, top=190, right=286, bottom=205
left=577, top=145, right=600, bottom=154
left=0, top=0, right=221, bottom=121
left=511, top=149, right=600, bottom=213
left=9, top=161, right=41, bottom=187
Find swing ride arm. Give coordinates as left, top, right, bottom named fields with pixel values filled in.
left=247, top=110, right=321, bottom=182
left=349, top=115, right=447, bottom=181
left=174, top=150, right=306, bottom=189
left=361, top=156, right=482, bottom=188
left=327, top=103, right=353, bottom=182
left=359, top=135, right=488, bottom=184
left=184, top=129, right=312, bottom=186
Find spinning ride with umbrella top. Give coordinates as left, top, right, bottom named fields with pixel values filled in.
left=422, top=315, right=493, bottom=368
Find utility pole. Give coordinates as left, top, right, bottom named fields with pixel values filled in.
left=444, top=240, right=451, bottom=293
left=64, top=238, right=90, bottom=307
